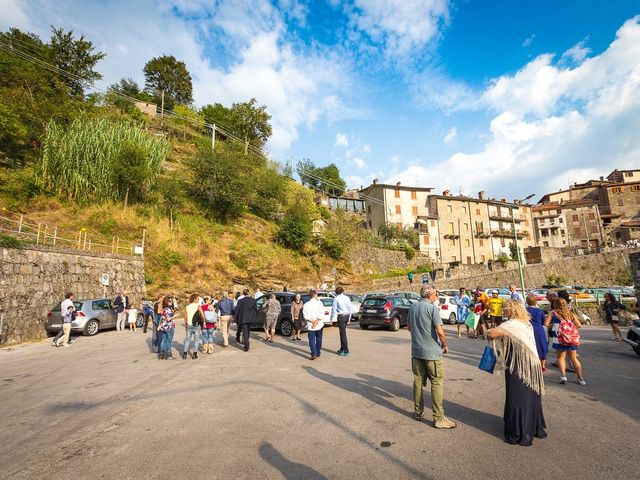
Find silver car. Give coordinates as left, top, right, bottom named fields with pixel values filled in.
left=45, top=298, right=145, bottom=336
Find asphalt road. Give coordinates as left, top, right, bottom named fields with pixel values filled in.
left=1, top=323, right=638, bottom=480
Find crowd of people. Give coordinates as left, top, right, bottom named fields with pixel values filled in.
left=144, top=287, right=353, bottom=361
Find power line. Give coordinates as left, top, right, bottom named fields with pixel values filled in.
left=0, top=41, right=384, bottom=205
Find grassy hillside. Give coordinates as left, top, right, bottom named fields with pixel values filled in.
left=0, top=132, right=363, bottom=299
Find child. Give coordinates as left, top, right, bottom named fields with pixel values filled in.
left=127, top=306, right=138, bottom=332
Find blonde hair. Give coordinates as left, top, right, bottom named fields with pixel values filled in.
left=503, top=299, right=530, bottom=322
left=554, top=298, right=576, bottom=322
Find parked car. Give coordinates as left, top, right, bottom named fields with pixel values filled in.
left=583, top=288, right=608, bottom=300
left=438, top=289, right=458, bottom=298
left=363, top=292, right=385, bottom=300
left=484, top=287, right=511, bottom=301
left=391, top=291, right=421, bottom=304
left=438, top=295, right=458, bottom=324
left=316, top=291, right=336, bottom=299
left=347, top=294, right=363, bottom=320
left=605, top=286, right=636, bottom=298
left=528, top=289, right=549, bottom=302
left=255, top=292, right=311, bottom=336
left=359, top=295, right=412, bottom=331
left=319, top=297, right=335, bottom=325
left=46, top=298, right=117, bottom=336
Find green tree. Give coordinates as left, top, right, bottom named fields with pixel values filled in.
left=297, top=159, right=346, bottom=196
left=49, top=27, right=106, bottom=97
left=509, top=242, right=522, bottom=261
left=277, top=210, right=312, bottom=250
left=200, top=103, right=231, bottom=127
left=143, top=55, right=193, bottom=107
left=106, top=78, right=152, bottom=112
left=189, top=140, right=255, bottom=221
left=321, top=209, right=362, bottom=259
left=0, top=28, right=88, bottom=164
left=228, top=98, right=272, bottom=154
left=113, top=140, right=155, bottom=207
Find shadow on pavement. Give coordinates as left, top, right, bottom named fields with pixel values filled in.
left=259, top=442, right=328, bottom=480
left=268, top=339, right=310, bottom=359
left=304, top=368, right=503, bottom=440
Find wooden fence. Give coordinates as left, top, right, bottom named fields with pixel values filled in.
left=0, top=209, right=145, bottom=256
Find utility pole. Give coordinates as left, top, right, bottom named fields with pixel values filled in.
left=211, top=124, right=216, bottom=152
left=160, top=90, right=165, bottom=128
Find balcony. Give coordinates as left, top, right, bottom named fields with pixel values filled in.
left=491, top=228, right=529, bottom=239
left=489, top=213, right=523, bottom=222
left=474, top=230, right=491, bottom=239
left=443, top=234, right=460, bottom=239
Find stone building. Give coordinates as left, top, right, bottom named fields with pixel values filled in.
left=539, top=168, right=640, bottom=243
left=532, top=200, right=605, bottom=250
left=359, top=180, right=437, bottom=257
left=427, top=191, right=535, bottom=265
left=133, top=100, right=157, bottom=117
left=359, top=180, right=534, bottom=265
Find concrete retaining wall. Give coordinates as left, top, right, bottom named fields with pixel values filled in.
left=0, top=244, right=145, bottom=345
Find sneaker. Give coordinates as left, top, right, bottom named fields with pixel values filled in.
left=309, top=355, right=316, bottom=361
left=560, top=376, right=568, bottom=384
left=577, top=379, right=587, bottom=386
left=338, top=351, right=349, bottom=356
left=193, top=352, right=198, bottom=359
left=415, top=413, right=423, bottom=422
left=182, top=352, right=188, bottom=360
left=63, top=344, right=71, bottom=348
left=434, top=417, right=457, bottom=429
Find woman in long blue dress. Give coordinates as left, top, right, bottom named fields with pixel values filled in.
left=525, top=294, right=548, bottom=371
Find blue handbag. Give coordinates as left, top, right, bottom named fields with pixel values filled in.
left=478, top=345, right=496, bottom=374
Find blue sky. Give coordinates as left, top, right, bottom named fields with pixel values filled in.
left=3, top=0, right=640, bottom=201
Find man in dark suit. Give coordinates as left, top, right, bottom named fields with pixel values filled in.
left=113, top=290, right=130, bottom=332
left=234, top=289, right=257, bottom=352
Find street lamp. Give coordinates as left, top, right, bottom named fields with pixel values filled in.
left=510, top=193, right=535, bottom=298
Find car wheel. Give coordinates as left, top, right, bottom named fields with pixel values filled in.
left=390, top=317, right=400, bottom=332
left=448, top=313, right=456, bottom=325
left=136, top=313, right=145, bottom=328
left=360, top=323, right=369, bottom=330
left=279, top=319, right=293, bottom=337
left=84, top=319, right=100, bottom=336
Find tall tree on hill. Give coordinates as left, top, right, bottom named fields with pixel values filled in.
left=49, top=27, right=106, bottom=97
left=143, top=55, right=193, bottom=109
left=297, top=159, right=346, bottom=196
left=229, top=98, right=272, bottom=154
left=106, top=77, right=151, bottom=112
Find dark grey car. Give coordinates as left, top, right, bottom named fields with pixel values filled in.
left=255, top=292, right=310, bottom=336
left=358, top=295, right=412, bottom=331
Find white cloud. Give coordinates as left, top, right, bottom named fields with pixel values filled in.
left=560, top=38, right=591, bottom=65
left=353, top=157, right=366, bottom=169
left=443, top=126, right=457, bottom=144
left=334, top=132, right=349, bottom=148
left=522, top=34, right=535, bottom=47
left=390, top=154, right=401, bottom=164
left=348, top=0, right=450, bottom=57
left=392, top=16, right=640, bottom=199
left=0, top=0, right=32, bottom=31
left=9, top=0, right=353, bottom=154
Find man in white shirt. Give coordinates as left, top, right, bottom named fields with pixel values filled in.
left=52, top=292, right=75, bottom=347
left=330, top=286, right=353, bottom=356
left=302, top=290, right=325, bottom=360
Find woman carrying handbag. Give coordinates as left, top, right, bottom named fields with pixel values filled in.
left=487, top=300, right=547, bottom=446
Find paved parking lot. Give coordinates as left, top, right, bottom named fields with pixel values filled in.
left=1, top=323, right=638, bottom=479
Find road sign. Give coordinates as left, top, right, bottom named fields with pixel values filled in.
left=429, top=270, right=437, bottom=283
left=100, top=273, right=110, bottom=286
left=422, top=274, right=429, bottom=284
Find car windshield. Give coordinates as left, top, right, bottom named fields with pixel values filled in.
left=320, top=298, right=333, bottom=307
left=438, top=297, right=446, bottom=305
left=363, top=298, right=387, bottom=307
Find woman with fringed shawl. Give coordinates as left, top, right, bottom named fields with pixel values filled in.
left=487, top=300, right=547, bottom=446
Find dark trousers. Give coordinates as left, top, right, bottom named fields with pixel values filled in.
left=142, top=313, right=152, bottom=333
left=337, top=314, right=350, bottom=353
left=240, top=323, right=250, bottom=351
left=308, top=328, right=323, bottom=357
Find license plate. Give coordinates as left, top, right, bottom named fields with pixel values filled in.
left=50, top=324, right=61, bottom=328
left=366, top=309, right=377, bottom=313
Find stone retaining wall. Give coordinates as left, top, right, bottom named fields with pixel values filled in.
left=0, top=244, right=145, bottom=345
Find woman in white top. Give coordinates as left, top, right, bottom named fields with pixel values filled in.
left=127, top=307, right=138, bottom=332
left=302, top=290, right=325, bottom=360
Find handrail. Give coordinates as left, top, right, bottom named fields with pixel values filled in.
left=0, top=209, right=145, bottom=257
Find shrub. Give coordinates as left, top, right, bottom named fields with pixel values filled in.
left=0, top=233, right=24, bottom=249
left=277, top=210, right=312, bottom=250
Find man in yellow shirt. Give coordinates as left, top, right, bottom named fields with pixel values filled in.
left=487, top=290, right=504, bottom=328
